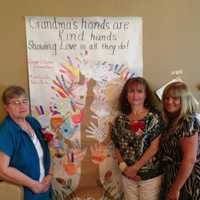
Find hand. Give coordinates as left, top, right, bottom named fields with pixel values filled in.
left=30, top=175, right=52, bottom=194
left=124, top=165, right=141, bottom=181
left=42, top=175, right=52, bottom=186
left=30, top=180, right=48, bottom=194
left=114, top=149, right=123, bottom=163
left=124, top=165, right=138, bottom=177
left=167, top=185, right=180, bottom=200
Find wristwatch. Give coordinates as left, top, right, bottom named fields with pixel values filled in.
left=119, top=161, right=127, bottom=172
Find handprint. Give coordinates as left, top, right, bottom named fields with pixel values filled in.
left=90, top=143, right=108, bottom=164
left=35, top=105, right=51, bottom=129
left=62, top=148, right=87, bottom=176
left=86, top=121, right=107, bottom=142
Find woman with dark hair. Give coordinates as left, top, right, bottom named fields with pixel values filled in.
left=111, top=77, right=163, bottom=200
left=0, top=86, right=52, bottom=200
left=160, top=81, right=200, bottom=200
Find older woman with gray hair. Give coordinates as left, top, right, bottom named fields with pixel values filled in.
left=0, top=86, right=52, bottom=200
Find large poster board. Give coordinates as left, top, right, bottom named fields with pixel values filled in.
left=25, top=16, right=142, bottom=199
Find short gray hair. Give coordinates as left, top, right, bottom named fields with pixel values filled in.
left=2, top=85, right=27, bottom=105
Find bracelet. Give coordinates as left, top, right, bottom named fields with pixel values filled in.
left=119, top=162, right=127, bottom=172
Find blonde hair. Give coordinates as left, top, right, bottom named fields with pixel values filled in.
left=162, top=81, right=198, bottom=129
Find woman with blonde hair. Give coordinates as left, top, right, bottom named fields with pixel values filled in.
left=160, top=81, right=200, bottom=200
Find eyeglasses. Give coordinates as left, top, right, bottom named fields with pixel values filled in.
left=8, top=98, right=29, bottom=106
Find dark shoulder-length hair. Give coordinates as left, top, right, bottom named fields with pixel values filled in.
left=119, top=77, right=154, bottom=115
